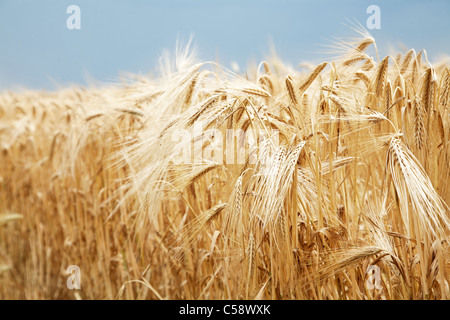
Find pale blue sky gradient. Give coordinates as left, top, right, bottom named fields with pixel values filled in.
left=1, top=0, right=450, bottom=90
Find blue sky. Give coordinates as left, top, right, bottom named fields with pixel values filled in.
left=1, top=0, right=450, bottom=90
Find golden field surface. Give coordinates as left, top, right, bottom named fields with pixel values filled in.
left=0, top=34, right=449, bottom=299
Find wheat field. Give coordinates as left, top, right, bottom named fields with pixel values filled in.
left=0, top=32, right=449, bottom=300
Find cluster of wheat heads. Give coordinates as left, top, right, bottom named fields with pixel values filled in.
left=0, top=33, right=449, bottom=300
